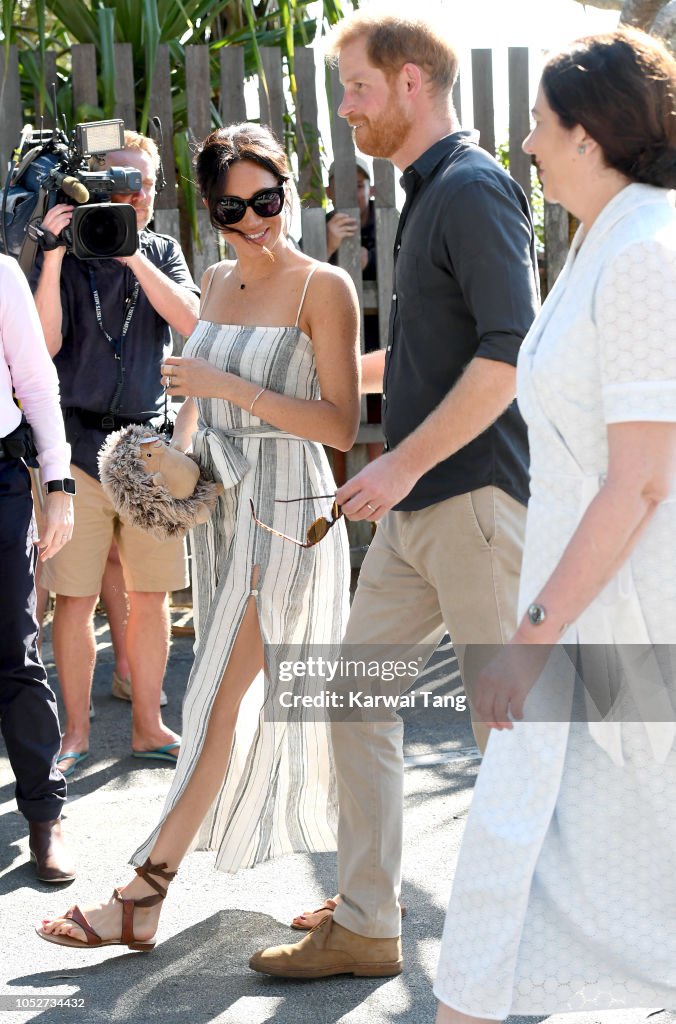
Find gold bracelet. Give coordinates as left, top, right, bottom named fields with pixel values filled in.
left=250, top=386, right=266, bottom=415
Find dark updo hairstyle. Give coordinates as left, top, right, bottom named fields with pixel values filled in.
left=195, top=122, right=290, bottom=233
left=542, top=27, right=676, bottom=188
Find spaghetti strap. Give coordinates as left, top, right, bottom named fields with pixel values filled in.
left=295, top=264, right=319, bottom=327
left=200, top=264, right=221, bottom=317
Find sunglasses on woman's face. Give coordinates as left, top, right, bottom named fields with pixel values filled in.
left=216, top=185, right=286, bottom=226
left=249, top=495, right=343, bottom=548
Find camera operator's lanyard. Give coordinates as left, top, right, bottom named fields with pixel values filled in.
left=88, top=266, right=140, bottom=412
left=88, top=266, right=140, bottom=359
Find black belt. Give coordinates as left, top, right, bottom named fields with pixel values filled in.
left=64, top=407, right=155, bottom=433
left=0, top=418, right=37, bottom=460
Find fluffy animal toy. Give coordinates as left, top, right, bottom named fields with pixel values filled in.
left=98, top=424, right=224, bottom=541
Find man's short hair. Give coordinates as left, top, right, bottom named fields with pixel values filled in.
left=121, top=130, right=160, bottom=173
left=326, top=7, right=458, bottom=100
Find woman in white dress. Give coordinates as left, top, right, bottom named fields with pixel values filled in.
left=37, top=124, right=361, bottom=951
left=435, top=28, right=676, bottom=1022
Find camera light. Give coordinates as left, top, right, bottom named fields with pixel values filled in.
left=75, top=120, right=125, bottom=156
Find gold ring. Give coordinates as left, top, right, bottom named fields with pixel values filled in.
left=366, top=503, right=376, bottom=512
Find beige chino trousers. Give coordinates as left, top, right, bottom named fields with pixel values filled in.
left=331, top=485, right=526, bottom=939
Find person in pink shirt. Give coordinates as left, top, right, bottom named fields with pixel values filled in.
left=0, top=253, right=76, bottom=883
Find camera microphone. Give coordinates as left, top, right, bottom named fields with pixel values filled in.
left=57, top=174, right=90, bottom=204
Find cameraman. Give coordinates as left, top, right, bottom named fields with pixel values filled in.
left=0, top=253, right=75, bottom=882
left=32, top=130, right=199, bottom=777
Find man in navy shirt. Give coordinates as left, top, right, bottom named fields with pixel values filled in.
left=33, top=131, right=199, bottom=776
left=251, top=9, right=539, bottom=981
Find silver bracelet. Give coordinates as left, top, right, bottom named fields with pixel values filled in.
left=250, top=386, right=266, bottom=414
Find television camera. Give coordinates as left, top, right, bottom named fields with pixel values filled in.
left=1, top=118, right=141, bottom=272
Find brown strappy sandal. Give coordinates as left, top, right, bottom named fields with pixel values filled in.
left=36, top=858, right=176, bottom=951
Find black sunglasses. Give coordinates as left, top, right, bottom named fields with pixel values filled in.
left=249, top=495, right=343, bottom=548
left=216, top=185, right=286, bottom=226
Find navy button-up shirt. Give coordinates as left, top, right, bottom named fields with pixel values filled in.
left=383, top=131, right=539, bottom=510
left=32, top=229, right=199, bottom=480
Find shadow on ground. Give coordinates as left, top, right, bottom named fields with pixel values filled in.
left=9, top=907, right=435, bottom=1024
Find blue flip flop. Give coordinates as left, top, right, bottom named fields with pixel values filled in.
left=56, top=751, right=89, bottom=779
left=132, top=741, right=180, bottom=764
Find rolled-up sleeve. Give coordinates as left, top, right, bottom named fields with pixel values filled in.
left=157, top=236, right=200, bottom=295
left=443, top=179, right=540, bottom=366
left=0, top=257, right=71, bottom=481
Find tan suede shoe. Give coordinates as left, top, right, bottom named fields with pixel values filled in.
left=249, top=917, right=402, bottom=978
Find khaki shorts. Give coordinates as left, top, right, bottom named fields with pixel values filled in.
left=41, top=465, right=189, bottom=597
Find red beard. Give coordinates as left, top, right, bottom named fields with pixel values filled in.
left=350, top=97, right=413, bottom=159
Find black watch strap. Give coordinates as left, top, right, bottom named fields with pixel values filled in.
left=46, top=478, right=77, bottom=495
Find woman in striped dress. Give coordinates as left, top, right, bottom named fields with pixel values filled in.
left=38, top=123, right=361, bottom=951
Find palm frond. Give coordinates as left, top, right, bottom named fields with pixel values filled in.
left=2, top=0, right=18, bottom=46
left=138, top=0, right=161, bottom=133
left=13, top=0, right=360, bottom=258
left=174, top=129, right=198, bottom=245
left=242, top=0, right=267, bottom=104
left=42, top=0, right=98, bottom=43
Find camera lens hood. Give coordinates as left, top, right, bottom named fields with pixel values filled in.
left=70, top=202, right=138, bottom=259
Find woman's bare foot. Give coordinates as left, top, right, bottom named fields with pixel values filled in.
left=435, top=1006, right=498, bottom=1024
left=38, top=873, right=164, bottom=945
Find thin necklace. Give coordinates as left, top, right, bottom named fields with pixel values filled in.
left=237, top=234, right=284, bottom=290
left=237, top=266, right=275, bottom=290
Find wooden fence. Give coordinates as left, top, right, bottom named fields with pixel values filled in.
left=0, top=42, right=569, bottom=562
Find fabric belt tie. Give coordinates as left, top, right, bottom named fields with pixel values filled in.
left=192, top=425, right=304, bottom=491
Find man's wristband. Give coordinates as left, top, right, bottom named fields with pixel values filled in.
left=45, top=478, right=77, bottom=495
left=28, top=222, right=66, bottom=252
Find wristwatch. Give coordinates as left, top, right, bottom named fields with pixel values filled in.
left=46, top=478, right=77, bottom=495
left=527, top=602, right=547, bottom=626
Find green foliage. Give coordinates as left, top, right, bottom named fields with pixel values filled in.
left=496, top=137, right=544, bottom=249
left=1, top=0, right=356, bottom=250
left=3, top=1, right=354, bottom=130
left=174, top=128, right=200, bottom=249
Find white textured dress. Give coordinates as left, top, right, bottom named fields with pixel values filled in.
left=434, top=184, right=676, bottom=1017
left=132, top=267, right=350, bottom=872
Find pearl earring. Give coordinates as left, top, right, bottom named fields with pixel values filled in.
left=577, top=143, right=586, bottom=155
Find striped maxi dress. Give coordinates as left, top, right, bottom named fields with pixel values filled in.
left=131, top=266, right=350, bottom=871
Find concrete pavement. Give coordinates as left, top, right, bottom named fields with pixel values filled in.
left=0, top=616, right=668, bottom=1024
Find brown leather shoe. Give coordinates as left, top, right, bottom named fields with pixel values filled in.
left=28, top=819, right=76, bottom=884
left=249, top=916, right=402, bottom=978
